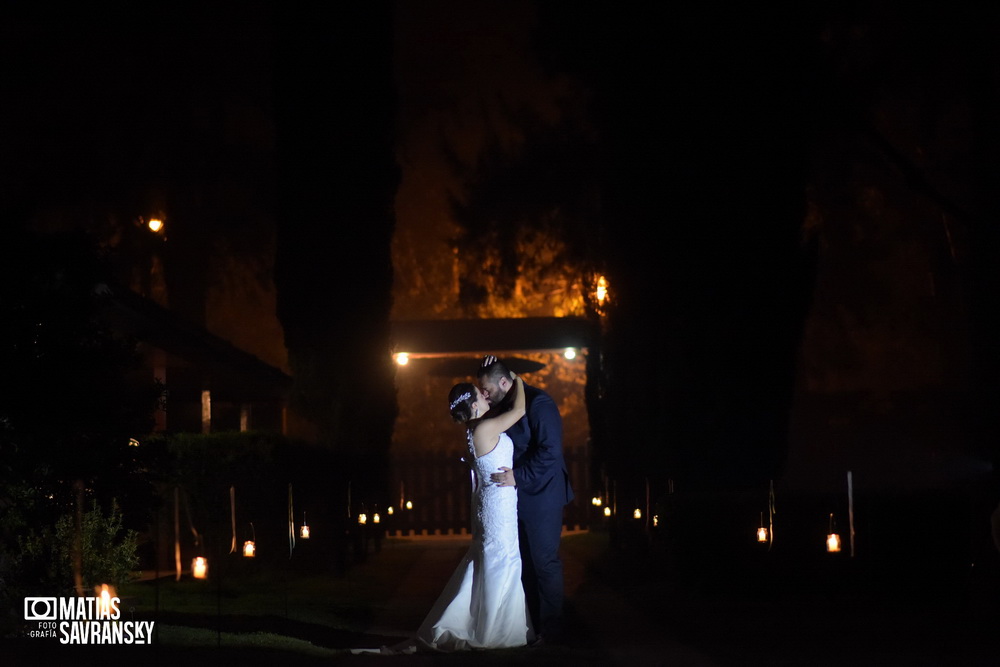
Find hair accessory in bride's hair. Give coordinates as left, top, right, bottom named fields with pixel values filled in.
left=449, top=392, right=471, bottom=411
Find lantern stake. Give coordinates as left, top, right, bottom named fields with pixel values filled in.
left=645, top=477, right=651, bottom=533
left=847, top=470, right=856, bottom=558
left=768, top=479, right=776, bottom=551
left=230, top=486, right=237, bottom=554
left=288, top=483, right=296, bottom=558
left=174, top=486, right=181, bottom=581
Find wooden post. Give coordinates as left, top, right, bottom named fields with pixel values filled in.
left=174, top=486, right=181, bottom=581
left=847, top=471, right=856, bottom=558
left=73, top=479, right=84, bottom=597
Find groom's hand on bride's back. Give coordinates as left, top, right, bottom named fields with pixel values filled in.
left=491, top=467, right=515, bottom=487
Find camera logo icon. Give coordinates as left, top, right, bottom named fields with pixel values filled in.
left=24, top=597, right=58, bottom=621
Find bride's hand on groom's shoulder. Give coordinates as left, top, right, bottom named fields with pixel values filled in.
left=481, top=355, right=497, bottom=367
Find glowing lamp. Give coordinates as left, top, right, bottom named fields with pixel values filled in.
left=653, top=514, right=659, bottom=527
left=405, top=501, right=413, bottom=510
left=96, top=584, right=116, bottom=618
left=595, top=275, right=609, bottom=305
left=192, top=556, right=208, bottom=579
left=591, top=496, right=602, bottom=507
left=244, top=522, right=257, bottom=557
left=757, top=512, right=769, bottom=543
left=603, top=506, right=611, bottom=517
left=387, top=506, right=394, bottom=515
left=358, top=513, right=367, bottom=525
left=394, top=352, right=410, bottom=366
left=373, top=512, right=381, bottom=524
left=633, top=508, right=642, bottom=520
left=826, top=513, right=841, bottom=553
left=564, top=348, right=577, bottom=360
left=148, top=218, right=164, bottom=233
left=300, top=512, right=310, bottom=539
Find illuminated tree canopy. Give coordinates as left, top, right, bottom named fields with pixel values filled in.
left=447, top=118, right=603, bottom=318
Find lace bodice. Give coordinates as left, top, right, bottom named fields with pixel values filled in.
left=410, top=428, right=530, bottom=650
left=467, top=429, right=518, bottom=547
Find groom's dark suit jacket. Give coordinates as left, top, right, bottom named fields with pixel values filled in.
left=504, top=383, right=574, bottom=511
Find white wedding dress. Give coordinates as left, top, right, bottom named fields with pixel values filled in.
left=413, top=430, right=534, bottom=651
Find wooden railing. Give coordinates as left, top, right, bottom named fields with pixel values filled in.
left=385, top=447, right=591, bottom=537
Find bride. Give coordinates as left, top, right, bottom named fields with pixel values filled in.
left=389, top=370, right=534, bottom=652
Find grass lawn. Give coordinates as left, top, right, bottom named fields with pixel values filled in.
left=3, top=534, right=610, bottom=665
left=120, top=537, right=441, bottom=641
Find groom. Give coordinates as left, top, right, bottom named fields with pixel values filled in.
left=479, top=356, right=574, bottom=642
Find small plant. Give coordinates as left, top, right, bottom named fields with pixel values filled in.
left=20, top=499, right=139, bottom=594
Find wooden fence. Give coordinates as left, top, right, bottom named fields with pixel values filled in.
left=384, top=446, right=591, bottom=537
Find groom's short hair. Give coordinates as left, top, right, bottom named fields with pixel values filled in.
left=477, top=358, right=511, bottom=384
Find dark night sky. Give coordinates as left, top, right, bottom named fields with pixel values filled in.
left=3, top=2, right=999, bottom=499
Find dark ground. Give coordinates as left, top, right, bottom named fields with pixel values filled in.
left=4, top=529, right=999, bottom=666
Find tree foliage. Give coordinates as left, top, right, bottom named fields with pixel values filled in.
left=0, top=230, right=159, bottom=515
left=18, top=500, right=139, bottom=596
left=271, top=4, right=399, bottom=513
left=447, top=115, right=604, bottom=317
left=0, top=229, right=160, bottom=629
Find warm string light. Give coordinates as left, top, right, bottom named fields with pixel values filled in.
left=192, top=556, right=208, bottom=579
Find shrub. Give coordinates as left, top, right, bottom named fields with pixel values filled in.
left=20, top=499, right=139, bottom=595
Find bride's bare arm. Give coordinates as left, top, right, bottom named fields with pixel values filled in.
left=472, top=375, right=525, bottom=456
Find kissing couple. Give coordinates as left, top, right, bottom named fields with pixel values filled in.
left=388, top=354, right=574, bottom=653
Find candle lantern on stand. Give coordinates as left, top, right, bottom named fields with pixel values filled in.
left=826, top=513, right=841, bottom=553
left=757, top=512, right=769, bottom=543
left=243, top=522, right=256, bottom=558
